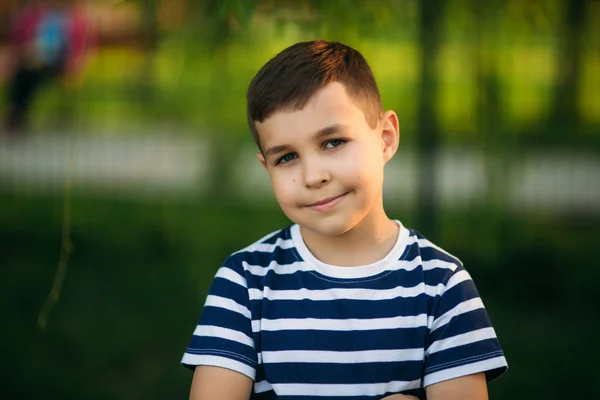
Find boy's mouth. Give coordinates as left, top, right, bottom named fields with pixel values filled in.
left=305, top=192, right=349, bottom=211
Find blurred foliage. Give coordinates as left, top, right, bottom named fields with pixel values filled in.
left=1, top=0, right=597, bottom=147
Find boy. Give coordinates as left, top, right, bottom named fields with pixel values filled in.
left=182, top=40, right=507, bottom=400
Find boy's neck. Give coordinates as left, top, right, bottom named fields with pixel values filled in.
left=299, top=206, right=399, bottom=267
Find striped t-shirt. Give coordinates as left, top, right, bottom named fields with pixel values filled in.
left=182, top=221, right=507, bottom=399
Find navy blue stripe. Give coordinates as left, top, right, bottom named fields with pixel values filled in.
left=261, top=229, right=285, bottom=244
left=401, top=243, right=420, bottom=262
left=254, top=365, right=266, bottom=383
left=407, top=231, right=461, bottom=264
left=250, top=268, right=455, bottom=291
left=238, top=257, right=461, bottom=292
left=423, top=267, right=454, bottom=288
left=427, top=308, right=492, bottom=346
left=435, top=278, right=480, bottom=317
left=263, top=360, right=423, bottom=384
left=236, top=249, right=459, bottom=285
left=260, top=327, right=428, bottom=352
left=278, top=227, right=292, bottom=241
left=229, top=246, right=299, bottom=268
left=210, top=277, right=249, bottom=307
left=256, top=296, right=429, bottom=319
left=402, top=241, right=462, bottom=266
left=200, top=307, right=251, bottom=334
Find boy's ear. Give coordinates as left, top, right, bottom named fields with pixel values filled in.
left=380, top=110, right=400, bottom=163
left=257, top=153, right=268, bottom=170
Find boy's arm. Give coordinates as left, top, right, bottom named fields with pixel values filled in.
left=189, top=366, right=253, bottom=400
left=426, top=372, right=488, bottom=400
left=382, top=372, right=487, bottom=400
left=183, top=260, right=257, bottom=399
left=188, top=371, right=486, bottom=400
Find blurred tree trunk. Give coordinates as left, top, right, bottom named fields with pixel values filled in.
left=475, top=0, right=509, bottom=267
left=415, top=0, right=445, bottom=238
left=550, top=0, right=586, bottom=134
left=138, top=0, right=159, bottom=104
left=203, top=0, right=255, bottom=200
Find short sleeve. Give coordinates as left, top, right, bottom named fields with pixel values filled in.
left=423, top=265, right=508, bottom=387
left=181, top=260, right=257, bottom=380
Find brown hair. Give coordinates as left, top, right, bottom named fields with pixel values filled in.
left=246, top=40, right=383, bottom=152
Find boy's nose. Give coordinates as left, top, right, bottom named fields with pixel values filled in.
left=302, top=160, right=331, bottom=188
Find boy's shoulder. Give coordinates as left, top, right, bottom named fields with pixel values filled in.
left=404, top=229, right=471, bottom=293
left=407, top=229, right=463, bottom=265
left=224, top=224, right=297, bottom=269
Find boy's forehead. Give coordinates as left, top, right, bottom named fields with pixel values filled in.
left=256, top=82, right=370, bottom=143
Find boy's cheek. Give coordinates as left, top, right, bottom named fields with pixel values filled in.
left=341, top=157, right=381, bottom=185
left=270, top=179, right=297, bottom=204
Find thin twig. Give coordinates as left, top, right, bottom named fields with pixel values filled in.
left=37, top=140, right=74, bottom=330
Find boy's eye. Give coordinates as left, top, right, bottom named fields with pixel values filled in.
left=276, top=153, right=297, bottom=165
left=324, top=139, right=346, bottom=149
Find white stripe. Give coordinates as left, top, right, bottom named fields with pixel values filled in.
left=254, top=380, right=273, bottom=394
left=423, top=355, right=507, bottom=387
left=204, top=295, right=251, bottom=319
left=233, top=229, right=283, bottom=254
left=416, top=237, right=462, bottom=263
left=426, top=327, right=497, bottom=356
left=180, top=354, right=256, bottom=380
left=248, top=288, right=264, bottom=301
left=445, top=269, right=471, bottom=290
left=427, top=315, right=435, bottom=329
left=431, top=297, right=485, bottom=333
left=215, top=267, right=247, bottom=287
left=390, top=257, right=459, bottom=273
left=242, top=257, right=458, bottom=278
left=262, top=348, right=424, bottom=364
left=194, top=325, right=254, bottom=348
left=394, top=257, right=422, bottom=272
left=242, top=238, right=296, bottom=253
left=243, top=260, right=310, bottom=276
left=256, top=314, right=428, bottom=332
left=420, top=258, right=459, bottom=272
left=270, top=379, right=421, bottom=396
left=249, top=284, right=446, bottom=302
left=233, top=231, right=292, bottom=254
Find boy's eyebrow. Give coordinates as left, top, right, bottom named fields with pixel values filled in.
left=313, top=123, right=349, bottom=139
left=264, top=124, right=350, bottom=158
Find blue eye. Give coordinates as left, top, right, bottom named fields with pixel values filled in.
left=277, top=153, right=297, bottom=165
left=324, top=139, right=345, bottom=149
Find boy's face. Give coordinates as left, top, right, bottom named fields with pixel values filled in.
left=256, top=82, right=399, bottom=238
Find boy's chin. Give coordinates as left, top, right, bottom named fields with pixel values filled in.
left=295, top=216, right=358, bottom=239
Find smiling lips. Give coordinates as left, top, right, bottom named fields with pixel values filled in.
left=306, top=192, right=349, bottom=212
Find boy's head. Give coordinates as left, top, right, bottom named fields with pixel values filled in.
left=247, top=40, right=383, bottom=153
left=246, top=40, right=399, bottom=237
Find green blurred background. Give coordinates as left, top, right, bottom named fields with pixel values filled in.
left=1, top=0, right=599, bottom=398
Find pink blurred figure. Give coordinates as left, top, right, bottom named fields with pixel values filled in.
left=3, top=0, right=94, bottom=136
